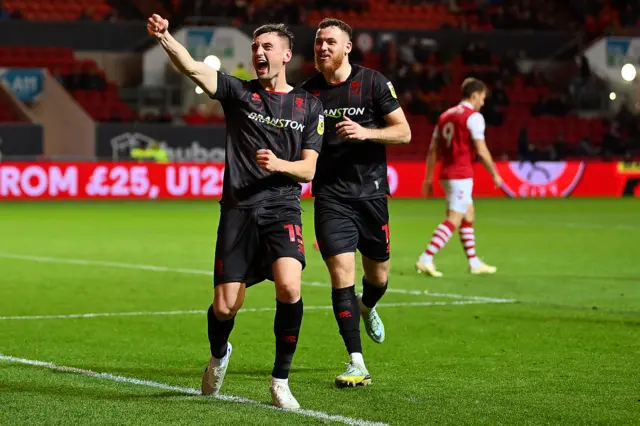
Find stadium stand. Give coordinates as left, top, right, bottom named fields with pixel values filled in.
left=0, top=100, right=21, bottom=122
left=0, top=46, right=135, bottom=121
left=0, top=0, right=637, bottom=160
left=0, top=0, right=114, bottom=21
left=356, top=40, right=608, bottom=160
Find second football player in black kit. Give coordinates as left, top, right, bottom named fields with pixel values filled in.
left=302, top=19, right=411, bottom=387
left=148, top=15, right=323, bottom=409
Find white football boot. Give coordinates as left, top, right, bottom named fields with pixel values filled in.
left=201, top=342, right=232, bottom=395
left=470, top=262, right=497, bottom=274
left=357, top=293, right=385, bottom=343
left=415, top=260, right=443, bottom=277
left=270, top=378, right=300, bottom=410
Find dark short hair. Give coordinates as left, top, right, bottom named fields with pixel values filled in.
left=318, top=18, right=352, bottom=40
left=253, top=23, right=294, bottom=50
left=461, top=78, right=488, bottom=99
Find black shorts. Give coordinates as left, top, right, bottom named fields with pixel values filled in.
left=214, top=204, right=306, bottom=287
left=314, top=196, right=390, bottom=262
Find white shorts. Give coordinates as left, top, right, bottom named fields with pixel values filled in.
left=441, top=178, right=473, bottom=214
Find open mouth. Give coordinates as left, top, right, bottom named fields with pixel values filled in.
left=255, top=60, right=268, bottom=73
left=318, top=54, right=331, bottom=61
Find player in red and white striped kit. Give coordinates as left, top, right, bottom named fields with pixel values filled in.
left=416, top=78, right=502, bottom=277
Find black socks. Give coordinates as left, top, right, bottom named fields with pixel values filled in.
left=207, top=305, right=235, bottom=359
left=361, top=277, right=388, bottom=309
left=272, top=298, right=304, bottom=379
left=332, top=286, right=362, bottom=354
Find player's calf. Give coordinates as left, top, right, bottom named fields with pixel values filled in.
left=459, top=220, right=497, bottom=274
left=270, top=298, right=303, bottom=409
left=416, top=219, right=457, bottom=277
left=326, top=253, right=371, bottom=385
left=202, top=283, right=245, bottom=395
left=460, top=219, right=482, bottom=269
left=271, top=257, right=303, bottom=409
left=202, top=305, right=235, bottom=395
left=359, top=259, right=388, bottom=344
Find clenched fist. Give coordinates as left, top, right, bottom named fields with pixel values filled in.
left=256, top=149, right=282, bottom=173
left=147, top=14, right=169, bottom=39
left=335, top=115, right=370, bottom=141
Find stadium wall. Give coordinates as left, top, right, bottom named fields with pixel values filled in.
left=30, top=73, right=96, bottom=159
left=0, top=161, right=638, bottom=199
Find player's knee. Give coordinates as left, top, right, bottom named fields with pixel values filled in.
left=446, top=210, right=465, bottom=228
left=464, top=205, right=475, bottom=223
left=213, top=299, right=240, bottom=320
left=272, top=258, right=302, bottom=302
left=372, top=263, right=390, bottom=285
left=363, top=258, right=389, bottom=285
left=275, top=281, right=301, bottom=303
left=326, top=253, right=355, bottom=289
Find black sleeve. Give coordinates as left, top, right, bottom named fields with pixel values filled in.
left=372, top=72, right=401, bottom=116
left=302, top=98, right=324, bottom=154
left=211, top=72, right=247, bottom=101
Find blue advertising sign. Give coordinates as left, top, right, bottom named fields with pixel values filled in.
left=0, top=68, right=44, bottom=102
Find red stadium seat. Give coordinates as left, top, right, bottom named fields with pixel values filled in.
left=2, top=0, right=115, bottom=21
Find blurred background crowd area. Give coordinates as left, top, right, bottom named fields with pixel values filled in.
left=0, top=0, right=639, bottom=161
left=4, top=0, right=637, bottom=33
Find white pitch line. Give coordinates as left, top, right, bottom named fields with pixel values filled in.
left=0, top=300, right=504, bottom=321
left=302, top=281, right=515, bottom=303
left=425, top=292, right=515, bottom=303
left=0, top=309, right=206, bottom=321
left=0, top=252, right=515, bottom=303
left=0, top=253, right=211, bottom=276
left=0, top=354, right=387, bottom=426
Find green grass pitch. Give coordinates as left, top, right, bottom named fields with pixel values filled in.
left=0, top=198, right=638, bottom=425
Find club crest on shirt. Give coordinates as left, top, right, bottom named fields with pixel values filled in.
left=350, top=81, right=360, bottom=95
left=386, top=81, right=397, bottom=99
left=317, top=115, right=325, bottom=135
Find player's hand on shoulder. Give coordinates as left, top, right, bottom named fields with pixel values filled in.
left=422, top=180, right=433, bottom=198
left=256, top=149, right=282, bottom=173
left=336, top=116, right=370, bottom=141
left=147, top=14, right=169, bottom=39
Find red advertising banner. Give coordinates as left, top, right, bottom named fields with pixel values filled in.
left=0, top=161, right=638, bottom=200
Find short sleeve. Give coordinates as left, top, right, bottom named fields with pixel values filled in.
left=211, top=72, right=247, bottom=101
left=372, top=72, right=401, bottom=116
left=302, top=98, right=324, bottom=153
left=467, top=112, right=486, bottom=140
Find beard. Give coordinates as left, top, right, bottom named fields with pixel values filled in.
left=314, top=52, right=344, bottom=73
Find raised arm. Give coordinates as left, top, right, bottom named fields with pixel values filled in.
left=147, top=14, right=218, bottom=97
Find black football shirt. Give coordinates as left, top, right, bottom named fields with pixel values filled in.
left=301, top=64, right=400, bottom=199
left=212, top=73, right=324, bottom=207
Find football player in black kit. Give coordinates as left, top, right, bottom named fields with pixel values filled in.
left=148, top=14, right=324, bottom=409
left=302, top=18, right=411, bottom=387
